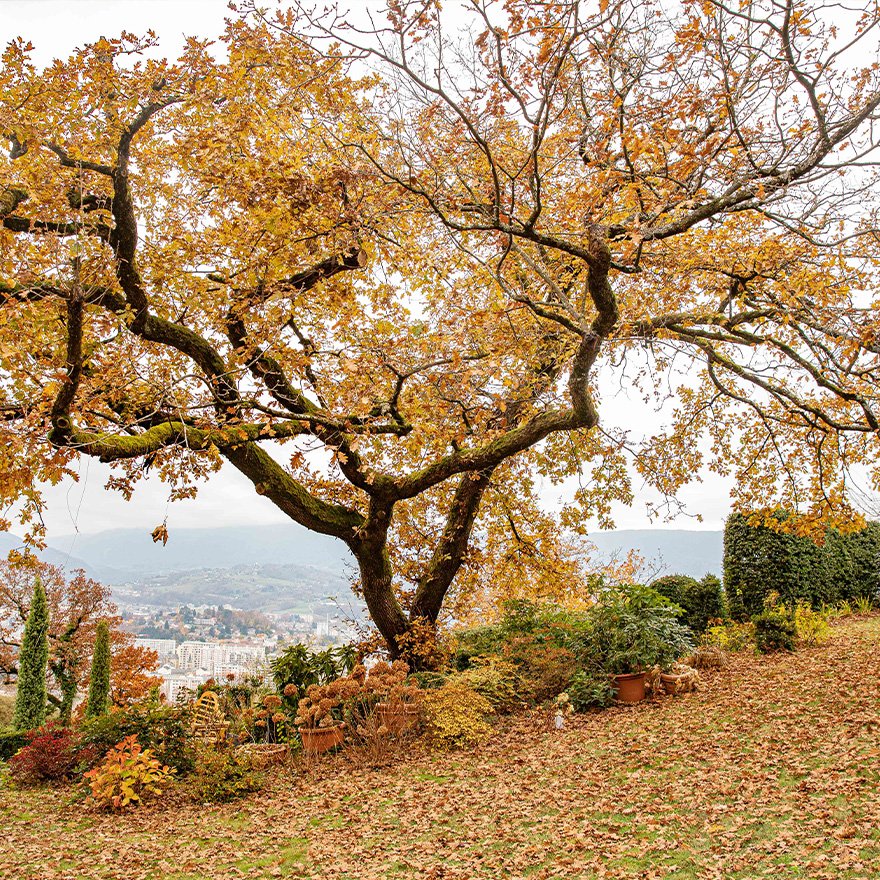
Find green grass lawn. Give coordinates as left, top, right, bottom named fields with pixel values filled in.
left=3, top=616, right=880, bottom=880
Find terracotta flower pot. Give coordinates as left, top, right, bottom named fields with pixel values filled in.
left=376, top=702, right=420, bottom=735
left=612, top=672, right=647, bottom=703
left=659, top=673, right=683, bottom=695
left=298, top=723, right=345, bottom=753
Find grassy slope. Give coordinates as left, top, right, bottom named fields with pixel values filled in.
left=3, top=616, right=880, bottom=880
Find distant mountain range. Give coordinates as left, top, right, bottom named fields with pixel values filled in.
left=588, top=529, right=723, bottom=580
left=0, top=524, right=723, bottom=611
left=53, top=523, right=354, bottom=579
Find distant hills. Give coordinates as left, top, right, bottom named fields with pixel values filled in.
left=0, top=524, right=724, bottom=612
left=112, top=562, right=361, bottom=617
left=588, top=529, right=724, bottom=580
left=53, top=523, right=354, bottom=579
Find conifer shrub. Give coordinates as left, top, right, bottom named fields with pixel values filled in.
left=85, top=620, right=111, bottom=719
left=12, top=578, right=49, bottom=732
left=753, top=609, right=797, bottom=653
left=724, top=512, right=880, bottom=613
left=652, top=573, right=726, bottom=634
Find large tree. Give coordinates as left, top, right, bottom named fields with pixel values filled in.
left=1, top=1, right=879, bottom=660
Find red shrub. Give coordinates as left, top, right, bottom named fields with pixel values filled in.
left=8, top=723, right=79, bottom=783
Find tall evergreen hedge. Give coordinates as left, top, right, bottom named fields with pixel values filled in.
left=723, top=513, right=880, bottom=616
left=651, top=573, right=726, bottom=633
left=12, top=577, right=49, bottom=731
left=85, top=620, right=111, bottom=719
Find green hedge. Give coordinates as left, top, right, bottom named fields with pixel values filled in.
left=651, top=574, right=725, bottom=633
left=724, top=512, right=880, bottom=616
left=0, top=729, right=27, bottom=761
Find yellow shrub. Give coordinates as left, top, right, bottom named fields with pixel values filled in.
left=701, top=621, right=755, bottom=652
left=422, top=680, right=493, bottom=749
left=792, top=602, right=830, bottom=646
left=457, top=656, right=522, bottom=714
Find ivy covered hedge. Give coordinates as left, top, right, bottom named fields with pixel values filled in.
left=723, top=513, right=880, bottom=615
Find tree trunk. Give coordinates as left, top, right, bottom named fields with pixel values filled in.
left=351, top=501, right=409, bottom=658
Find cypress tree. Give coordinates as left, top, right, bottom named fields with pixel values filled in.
left=85, top=620, right=111, bottom=718
left=12, top=577, right=50, bottom=731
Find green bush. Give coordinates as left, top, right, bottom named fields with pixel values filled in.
left=189, top=746, right=264, bottom=803
left=0, top=729, right=28, bottom=760
left=650, top=575, right=696, bottom=608
left=455, top=657, right=522, bottom=714
left=270, top=643, right=356, bottom=714
left=453, top=600, right=591, bottom=703
left=577, top=584, right=695, bottom=674
left=501, top=637, right=577, bottom=703
left=652, top=573, right=726, bottom=634
left=452, top=626, right=505, bottom=670
left=77, top=703, right=195, bottom=775
left=566, top=671, right=615, bottom=712
left=753, top=610, right=797, bottom=653
left=724, top=512, right=880, bottom=614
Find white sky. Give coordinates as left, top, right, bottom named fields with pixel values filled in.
left=1, top=0, right=734, bottom=539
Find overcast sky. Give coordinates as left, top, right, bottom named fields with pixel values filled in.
left=1, top=0, right=734, bottom=541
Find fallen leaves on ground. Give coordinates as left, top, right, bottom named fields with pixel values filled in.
left=3, top=616, right=880, bottom=880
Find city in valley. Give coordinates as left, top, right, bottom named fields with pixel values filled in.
left=126, top=603, right=354, bottom=702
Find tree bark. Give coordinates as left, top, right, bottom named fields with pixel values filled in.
left=350, top=501, right=410, bottom=656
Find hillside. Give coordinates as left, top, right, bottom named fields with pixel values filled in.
left=0, top=526, right=725, bottom=613
left=112, top=562, right=362, bottom=617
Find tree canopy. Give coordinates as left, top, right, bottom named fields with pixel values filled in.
left=1, top=0, right=879, bottom=658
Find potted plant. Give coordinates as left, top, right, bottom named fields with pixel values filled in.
left=295, top=678, right=359, bottom=753
left=658, top=663, right=699, bottom=695
left=581, top=585, right=695, bottom=703
left=237, top=694, right=290, bottom=766
left=366, top=661, right=422, bottom=734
